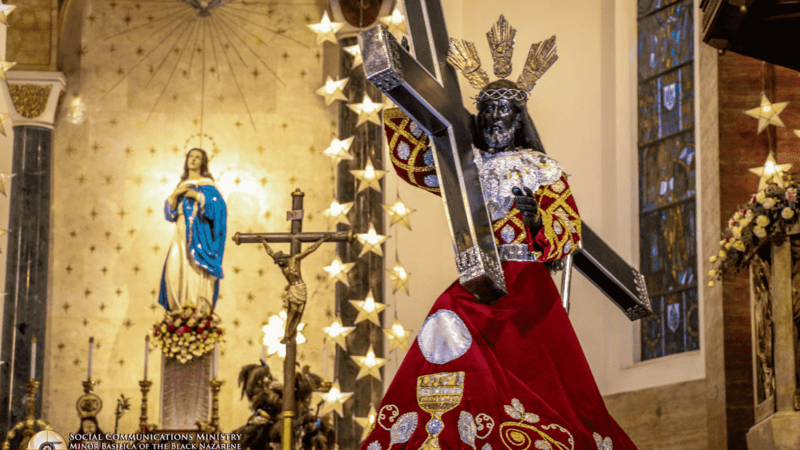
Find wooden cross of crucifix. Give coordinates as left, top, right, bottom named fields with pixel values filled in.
left=358, top=0, right=652, bottom=319
left=232, top=188, right=354, bottom=450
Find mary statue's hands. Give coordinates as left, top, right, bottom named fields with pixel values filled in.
left=512, top=186, right=542, bottom=233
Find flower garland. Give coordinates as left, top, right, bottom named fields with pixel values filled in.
left=709, top=178, right=798, bottom=285
left=151, top=302, right=225, bottom=363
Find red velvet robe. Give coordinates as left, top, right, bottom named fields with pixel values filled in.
left=360, top=109, right=637, bottom=450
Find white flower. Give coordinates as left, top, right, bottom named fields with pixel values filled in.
left=756, top=215, right=770, bottom=227
left=732, top=226, right=742, bottom=239
left=761, top=198, right=776, bottom=209
left=745, top=209, right=755, bottom=221
left=781, top=207, right=795, bottom=220
left=756, top=191, right=767, bottom=202
left=753, top=226, right=767, bottom=238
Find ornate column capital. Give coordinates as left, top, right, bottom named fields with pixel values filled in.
left=2, top=70, right=65, bottom=129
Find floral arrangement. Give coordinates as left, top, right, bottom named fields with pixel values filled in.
left=151, top=302, right=225, bottom=363
left=709, top=178, right=799, bottom=285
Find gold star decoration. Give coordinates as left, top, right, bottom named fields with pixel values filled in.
left=0, top=113, right=10, bottom=137
left=350, top=345, right=387, bottom=381
left=348, top=94, right=384, bottom=127
left=315, top=76, right=349, bottom=106
left=749, top=151, right=793, bottom=191
left=382, top=195, right=415, bottom=229
left=0, top=5, right=17, bottom=26
left=0, top=173, right=11, bottom=197
left=356, top=223, right=389, bottom=257
left=383, top=318, right=413, bottom=352
left=0, top=61, right=15, bottom=81
left=323, top=136, right=355, bottom=165
left=322, top=318, right=355, bottom=349
left=262, top=311, right=306, bottom=360
left=307, top=11, right=343, bottom=46
left=322, top=200, right=354, bottom=228
left=319, top=380, right=353, bottom=417
left=344, top=44, right=363, bottom=68
left=323, top=256, right=355, bottom=286
left=387, top=259, right=410, bottom=295
left=349, top=289, right=386, bottom=325
left=350, top=158, right=387, bottom=193
left=379, top=7, right=408, bottom=36
left=355, top=405, right=378, bottom=441
left=744, top=94, right=789, bottom=134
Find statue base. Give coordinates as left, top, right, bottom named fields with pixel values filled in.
left=746, top=411, right=800, bottom=449
left=160, top=353, right=211, bottom=429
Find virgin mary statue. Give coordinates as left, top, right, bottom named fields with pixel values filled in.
left=158, top=148, right=226, bottom=316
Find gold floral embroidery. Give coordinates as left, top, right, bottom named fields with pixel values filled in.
left=378, top=405, right=401, bottom=430
left=499, top=399, right=574, bottom=450
left=417, top=372, right=465, bottom=450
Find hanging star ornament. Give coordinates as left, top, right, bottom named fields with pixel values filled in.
left=323, top=136, right=355, bottom=165
left=744, top=94, right=789, bottom=134
left=323, top=256, right=355, bottom=286
left=355, top=405, right=378, bottom=441
left=0, top=5, right=16, bottom=26
left=348, top=94, right=384, bottom=127
left=322, top=318, right=355, bottom=349
left=382, top=195, right=415, bottom=229
left=387, top=259, right=410, bottom=295
left=319, top=380, right=353, bottom=417
left=344, top=44, right=363, bottom=68
left=350, top=345, right=388, bottom=381
left=322, top=200, right=354, bottom=228
left=315, top=76, right=349, bottom=106
left=262, top=311, right=306, bottom=360
left=356, top=223, right=389, bottom=257
left=349, top=289, right=387, bottom=325
left=0, top=173, right=11, bottom=197
left=379, top=7, right=408, bottom=36
left=749, top=151, right=793, bottom=191
left=384, top=318, right=413, bottom=352
left=307, top=10, right=343, bottom=46
left=0, top=61, right=15, bottom=82
left=351, top=158, right=387, bottom=193
left=0, top=113, right=10, bottom=137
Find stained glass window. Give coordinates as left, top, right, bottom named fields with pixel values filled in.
left=638, top=0, right=698, bottom=360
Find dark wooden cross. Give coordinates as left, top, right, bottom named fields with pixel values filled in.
left=233, top=188, right=354, bottom=450
left=358, top=0, right=652, bottom=319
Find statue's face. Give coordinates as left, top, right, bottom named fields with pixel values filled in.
left=82, top=419, right=97, bottom=434
left=478, top=98, right=519, bottom=152
left=186, top=150, right=204, bottom=171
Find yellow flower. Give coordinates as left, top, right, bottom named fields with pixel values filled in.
left=745, top=209, right=755, bottom=221
left=756, top=191, right=766, bottom=202
left=718, top=250, right=727, bottom=260
left=756, top=215, right=770, bottom=227
left=732, top=226, right=742, bottom=239
left=708, top=269, right=716, bottom=276
left=781, top=207, right=794, bottom=219
left=762, top=198, right=776, bottom=209
left=733, top=240, right=746, bottom=252
left=740, top=218, right=750, bottom=227
left=753, top=226, right=767, bottom=238
left=724, top=241, right=732, bottom=250
left=708, top=280, right=715, bottom=287
left=709, top=255, right=717, bottom=263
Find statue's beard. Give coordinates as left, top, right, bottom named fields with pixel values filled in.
left=483, top=122, right=516, bottom=150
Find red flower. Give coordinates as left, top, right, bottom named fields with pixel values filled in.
left=168, top=324, right=175, bottom=331
left=198, top=327, right=205, bottom=333
left=176, top=328, right=184, bottom=335
left=183, top=325, right=191, bottom=333
left=217, top=330, right=223, bottom=335
left=204, top=321, right=210, bottom=328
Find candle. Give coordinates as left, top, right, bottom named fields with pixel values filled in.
left=30, top=337, right=36, bottom=380
left=214, top=342, right=219, bottom=379
left=144, top=335, right=150, bottom=380
left=88, top=337, right=94, bottom=380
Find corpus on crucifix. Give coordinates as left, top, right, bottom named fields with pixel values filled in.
left=232, top=189, right=353, bottom=450
left=357, top=5, right=644, bottom=449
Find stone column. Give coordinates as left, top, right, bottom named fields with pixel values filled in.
left=0, top=70, right=65, bottom=433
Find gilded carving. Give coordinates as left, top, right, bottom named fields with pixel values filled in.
left=8, top=84, right=52, bottom=119
left=752, top=253, right=775, bottom=403
left=790, top=239, right=800, bottom=409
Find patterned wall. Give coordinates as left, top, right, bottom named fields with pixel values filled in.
left=45, top=0, right=339, bottom=434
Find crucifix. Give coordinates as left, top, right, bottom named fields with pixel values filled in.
left=232, top=188, right=354, bottom=450
left=358, top=0, right=652, bottom=319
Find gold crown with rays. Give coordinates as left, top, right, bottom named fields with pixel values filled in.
left=447, top=15, right=558, bottom=103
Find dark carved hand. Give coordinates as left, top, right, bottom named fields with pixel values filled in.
left=512, top=186, right=542, bottom=233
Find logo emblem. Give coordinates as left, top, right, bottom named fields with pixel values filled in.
left=663, top=82, right=677, bottom=111
left=28, top=430, right=67, bottom=450
left=667, top=303, right=681, bottom=333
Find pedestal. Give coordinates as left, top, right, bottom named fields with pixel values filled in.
left=160, top=353, right=211, bottom=429
left=747, top=236, right=800, bottom=449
